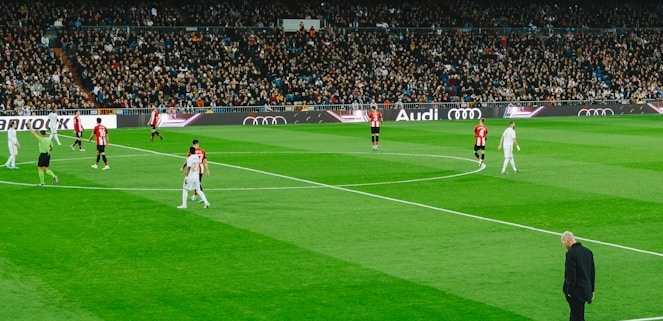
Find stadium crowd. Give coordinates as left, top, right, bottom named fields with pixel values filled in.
left=0, top=23, right=94, bottom=116
left=1, top=0, right=663, bottom=114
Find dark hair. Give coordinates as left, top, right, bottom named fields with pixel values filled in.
left=192, top=139, right=199, bottom=145
left=189, top=146, right=196, bottom=154
left=97, top=117, right=102, bottom=123
left=40, top=130, right=47, bottom=135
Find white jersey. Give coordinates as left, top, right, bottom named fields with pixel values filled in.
left=184, top=154, right=201, bottom=190
left=501, top=127, right=516, bottom=146
left=48, top=112, right=59, bottom=131
left=8, top=127, right=18, bottom=146
left=186, top=154, right=201, bottom=177
left=501, top=127, right=516, bottom=157
left=7, top=127, right=18, bottom=154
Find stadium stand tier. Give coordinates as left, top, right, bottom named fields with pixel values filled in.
left=1, top=0, right=662, bottom=114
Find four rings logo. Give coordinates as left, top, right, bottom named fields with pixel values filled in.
left=242, top=116, right=288, bottom=125
left=447, top=108, right=482, bottom=120
left=578, top=108, right=614, bottom=116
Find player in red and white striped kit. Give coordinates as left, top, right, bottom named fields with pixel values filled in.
left=89, top=117, right=110, bottom=170
left=474, top=118, right=488, bottom=167
left=70, top=110, right=85, bottom=151
left=368, top=105, right=383, bottom=151
left=147, top=105, right=164, bottom=142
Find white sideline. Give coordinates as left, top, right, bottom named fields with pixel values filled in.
left=617, top=317, right=663, bottom=321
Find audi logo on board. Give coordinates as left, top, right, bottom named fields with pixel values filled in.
left=447, top=108, right=482, bottom=120
left=577, top=108, right=615, bottom=116
left=242, top=116, right=288, bottom=125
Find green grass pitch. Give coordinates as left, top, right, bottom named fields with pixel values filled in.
left=1, top=115, right=662, bottom=321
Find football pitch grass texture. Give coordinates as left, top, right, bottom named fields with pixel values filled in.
left=1, top=115, right=662, bottom=321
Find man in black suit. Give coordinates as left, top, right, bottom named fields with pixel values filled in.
left=561, top=231, right=596, bottom=321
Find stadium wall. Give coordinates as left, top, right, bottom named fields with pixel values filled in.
left=117, top=104, right=659, bottom=128
left=0, top=115, right=117, bottom=132
left=2, top=104, right=659, bottom=130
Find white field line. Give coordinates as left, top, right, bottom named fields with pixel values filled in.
left=6, top=135, right=661, bottom=321
left=9, top=134, right=663, bottom=259
left=616, top=317, right=663, bottom=321
left=102, top=141, right=663, bottom=259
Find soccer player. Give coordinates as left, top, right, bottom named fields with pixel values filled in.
left=71, top=111, right=85, bottom=152
left=180, top=139, right=210, bottom=202
left=5, top=120, right=20, bottom=169
left=89, top=117, right=110, bottom=170
left=48, top=106, right=62, bottom=145
left=497, top=121, right=520, bottom=175
left=70, top=110, right=85, bottom=151
left=474, top=118, right=488, bottom=167
left=147, top=105, right=164, bottom=142
left=368, top=105, right=383, bottom=150
left=178, top=146, right=210, bottom=209
left=27, top=120, right=58, bottom=186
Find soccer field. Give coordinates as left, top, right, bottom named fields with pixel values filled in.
left=1, top=115, right=662, bottom=321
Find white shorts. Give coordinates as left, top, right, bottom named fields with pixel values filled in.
left=50, top=127, right=58, bottom=133
left=502, top=144, right=514, bottom=158
left=8, top=143, right=18, bottom=155
left=183, top=176, right=201, bottom=191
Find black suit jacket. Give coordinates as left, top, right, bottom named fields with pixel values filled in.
left=563, top=242, right=596, bottom=303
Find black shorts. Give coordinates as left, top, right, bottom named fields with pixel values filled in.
left=75, top=131, right=83, bottom=138
left=371, top=127, right=380, bottom=134
left=150, top=124, right=157, bottom=130
left=97, top=145, right=106, bottom=153
left=38, top=153, right=50, bottom=167
left=474, top=145, right=486, bottom=151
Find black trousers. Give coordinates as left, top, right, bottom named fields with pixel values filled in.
left=565, top=294, right=586, bottom=321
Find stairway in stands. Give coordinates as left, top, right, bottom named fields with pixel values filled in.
left=52, top=48, right=98, bottom=107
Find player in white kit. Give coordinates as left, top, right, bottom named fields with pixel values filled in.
left=5, top=120, right=20, bottom=169
left=498, top=121, right=520, bottom=175
left=48, top=106, right=62, bottom=145
left=178, top=146, right=210, bottom=209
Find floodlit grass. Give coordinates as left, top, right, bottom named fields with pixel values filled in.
left=1, top=115, right=662, bottom=320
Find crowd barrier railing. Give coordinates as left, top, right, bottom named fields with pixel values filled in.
left=5, top=99, right=659, bottom=117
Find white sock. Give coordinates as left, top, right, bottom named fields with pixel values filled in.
left=510, top=159, right=517, bottom=171
left=181, top=189, right=188, bottom=206
left=7, top=155, right=15, bottom=166
left=502, top=158, right=509, bottom=173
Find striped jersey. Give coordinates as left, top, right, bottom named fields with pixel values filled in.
left=474, top=124, right=488, bottom=146
left=73, top=115, right=84, bottom=132
left=186, top=147, right=207, bottom=173
left=149, top=109, right=159, bottom=126
left=92, top=124, right=108, bottom=145
left=369, top=110, right=383, bottom=127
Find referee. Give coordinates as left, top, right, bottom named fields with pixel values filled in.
left=27, top=120, right=59, bottom=186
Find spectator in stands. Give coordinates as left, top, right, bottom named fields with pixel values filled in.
left=4, top=0, right=663, bottom=112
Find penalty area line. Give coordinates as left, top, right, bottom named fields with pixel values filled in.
left=617, top=317, right=663, bottom=321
